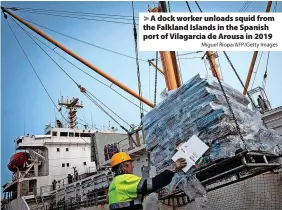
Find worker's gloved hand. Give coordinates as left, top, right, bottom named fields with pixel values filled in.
left=172, top=158, right=187, bottom=172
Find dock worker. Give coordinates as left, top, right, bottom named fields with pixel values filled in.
left=108, top=152, right=187, bottom=210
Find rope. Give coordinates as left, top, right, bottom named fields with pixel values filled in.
left=154, top=52, right=158, bottom=106
left=132, top=1, right=144, bottom=117
left=21, top=18, right=147, bottom=62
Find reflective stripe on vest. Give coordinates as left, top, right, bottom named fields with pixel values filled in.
left=108, top=174, right=144, bottom=208
left=109, top=199, right=142, bottom=209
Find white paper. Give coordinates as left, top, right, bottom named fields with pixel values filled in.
left=172, top=135, right=209, bottom=173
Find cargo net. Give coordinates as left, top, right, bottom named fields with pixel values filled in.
left=142, top=74, right=282, bottom=202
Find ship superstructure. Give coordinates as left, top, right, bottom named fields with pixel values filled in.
left=1, top=98, right=132, bottom=210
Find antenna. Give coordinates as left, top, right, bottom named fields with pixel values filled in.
left=59, top=97, right=84, bottom=128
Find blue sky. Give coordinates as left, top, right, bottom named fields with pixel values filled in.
left=1, top=1, right=282, bottom=187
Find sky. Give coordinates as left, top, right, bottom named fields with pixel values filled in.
left=1, top=1, right=282, bottom=188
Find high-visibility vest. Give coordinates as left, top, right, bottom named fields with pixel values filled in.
left=108, top=174, right=145, bottom=209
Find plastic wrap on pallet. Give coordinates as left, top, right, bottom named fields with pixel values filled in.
left=244, top=126, right=282, bottom=155
left=143, top=74, right=281, bottom=200
left=163, top=172, right=207, bottom=201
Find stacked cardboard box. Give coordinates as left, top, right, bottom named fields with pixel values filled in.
left=142, top=74, right=281, bottom=199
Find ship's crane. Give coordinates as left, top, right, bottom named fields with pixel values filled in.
left=2, top=1, right=281, bottom=206
left=148, top=1, right=221, bottom=91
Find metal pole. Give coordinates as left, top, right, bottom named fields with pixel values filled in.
left=243, top=1, right=273, bottom=95
left=2, top=7, right=155, bottom=108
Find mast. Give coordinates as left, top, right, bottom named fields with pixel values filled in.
left=1, top=7, right=154, bottom=108
left=59, top=97, right=83, bottom=129
left=243, top=1, right=273, bottom=95
left=205, top=51, right=221, bottom=80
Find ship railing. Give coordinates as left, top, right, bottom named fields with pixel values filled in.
left=50, top=187, right=109, bottom=210
left=40, top=185, right=54, bottom=196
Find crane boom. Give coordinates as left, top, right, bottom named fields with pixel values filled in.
left=2, top=7, right=155, bottom=108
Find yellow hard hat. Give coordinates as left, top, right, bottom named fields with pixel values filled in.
left=111, top=152, right=132, bottom=167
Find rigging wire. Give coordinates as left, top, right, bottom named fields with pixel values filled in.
left=176, top=51, right=184, bottom=85
left=5, top=17, right=93, bottom=147
left=262, top=51, right=270, bottom=90
left=4, top=18, right=65, bottom=121
left=223, top=52, right=256, bottom=108
left=192, top=1, right=245, bottom=143
left=16, top=19, right=148, bottom=112
left=27, top=31, right=148, bottom=112
left=239, top=1, right=251, bottom=12
left=21, top=18, right=147, bottom=62
left=195, top=1, right=203, bottom=12
left=16, top=10, right=136, bottom=21
left=86, top=91, right=131, bottom=127
left=14, top=10, right=135, bottom=25
left=185, top=1, right=192, bottom=13
left=131, top=1, right=144, bottom=118
left=203, top=59, right=209, bottom=76
left=167, top=0, right=183, bottom=85
left=148, top=63, right=151, bottom=101
left=177, top=51, right=204, bottom=57
left=178, top=56, right=203, bottom=60
left=250, top=51, right=264, bottom=89
left=12, top=16, right=130, bottom=133
left=77, top=117, right=99, bottom=130
left=154, top=51, right=203, bottom=61
left=217, top=54, right=224, bottom=81
left=207, top=52, right=245, bottom=144
left=84, top=92, right=129, bottom=132
left=5, top=16, right=107, bottom=148
left=262, top=2, right=278, bottom=90
left=8, top=6, right=139, bottom=18
left=154, top=51, right=158, bottom=106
